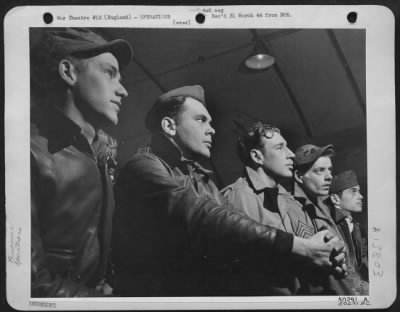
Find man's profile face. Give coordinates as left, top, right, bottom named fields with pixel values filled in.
left=300, top=156, right=333, bottom=196
left=337, top=185, right=363, bottom=212
left=73, top=52, right=128, bottom=126
left=173, top=97, right=215, bottom=159
left=257, top=133, right=295, bottom=179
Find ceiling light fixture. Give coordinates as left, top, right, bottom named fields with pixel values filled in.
left=244, top=41, right=275, bottom=70
left=239, top=30, right=275, bottom=73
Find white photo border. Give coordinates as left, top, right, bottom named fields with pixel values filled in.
left=4, top=5, right=396, bottom=310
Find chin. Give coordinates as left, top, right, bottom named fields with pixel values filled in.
left=109, top=117, right=119, bottom=126
left=100, top=114, right=118, bottom=126
left=199, top=150, right=211, bottom=159
left=282, top=171, right=293, bottom=177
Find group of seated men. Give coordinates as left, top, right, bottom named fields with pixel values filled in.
left=30, top=28, right=368, bottom=297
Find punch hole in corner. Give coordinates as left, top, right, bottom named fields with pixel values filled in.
left=43, top=12, right=53, bottom=24
left=347, top=11, right=357, bottom=24
left=195, top=13, right=205, bottom=24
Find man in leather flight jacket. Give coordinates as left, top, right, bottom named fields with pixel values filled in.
left=113, top=85, right=347, bottom=296
left=30, top=28, right=132, bottom=297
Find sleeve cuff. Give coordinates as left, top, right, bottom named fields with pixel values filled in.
left=274, top=230, right=294, bottom=256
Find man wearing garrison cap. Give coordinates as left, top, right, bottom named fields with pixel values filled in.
left=114, top=86, right=347, bottom=296
left=30, top=28, right=132, bottom=297
left=329, top=170, right=369, bottom=295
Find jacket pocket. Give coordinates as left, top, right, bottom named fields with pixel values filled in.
left=45, top=248, right=77, bottom=278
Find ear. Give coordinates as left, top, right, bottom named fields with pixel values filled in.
left=294, top=170, right=303, bottom=184
left=330, top=194, right=341, bottom=206
left=161, top=117, right=176, bottom=136
left=249, top=148, right=263, bottom=166
left=59, top=59, right=77, bottom=87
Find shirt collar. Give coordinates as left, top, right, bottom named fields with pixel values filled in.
left=333, top=207, right=352, bottom=223
left=245, top=166, right=287, bottom=194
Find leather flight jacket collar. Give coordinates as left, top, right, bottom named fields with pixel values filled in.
left=148, top=133, right=213, bottom=180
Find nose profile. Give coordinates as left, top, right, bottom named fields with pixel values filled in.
left=286, top=148, right=295, bottom=158
left=116, top=82, right=128, bottom=98
left=208, top=125, right=216, bottom=135
left=325, top=171, right=333, bottom=180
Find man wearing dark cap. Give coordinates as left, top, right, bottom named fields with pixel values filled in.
left=294, top=144, right=335, bottom=201
left=294, top=144, right=360, bottom=295
left=30, top=28, right=132, bottom=297
left=113, top=86, right=347, bottom=296
left=222, top=122, right=347, bottom=295
left=329, top=170, right=369, bottom=295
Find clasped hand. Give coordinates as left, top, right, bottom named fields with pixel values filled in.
left=308, top=230, right=348, bottom=277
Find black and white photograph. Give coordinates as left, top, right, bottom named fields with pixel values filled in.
left=4, top=5, right=396, bottom=310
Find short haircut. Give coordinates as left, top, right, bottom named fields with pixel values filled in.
left=237, top=122, right=281, bottom=166
left=145, top=96, right=189, bottom=133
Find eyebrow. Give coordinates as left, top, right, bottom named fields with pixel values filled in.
left=273, top=142, right=285, bottom=148
left=195, top=114, right=212, bottom=122
left=313, top=165, right=332, bottom=170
